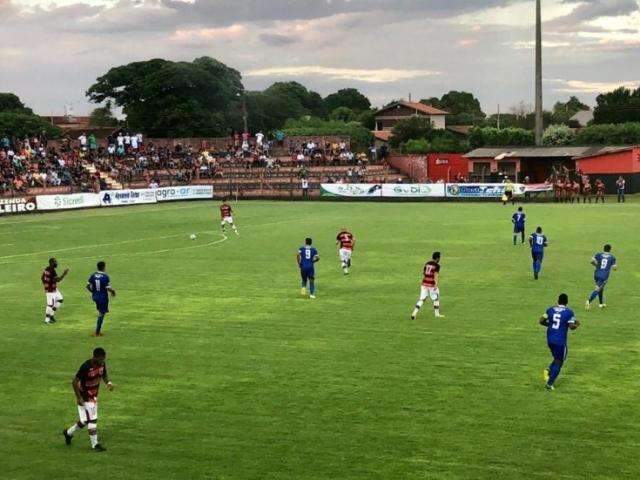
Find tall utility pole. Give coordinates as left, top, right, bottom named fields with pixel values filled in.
left=535, top=0, right=543, bottom=146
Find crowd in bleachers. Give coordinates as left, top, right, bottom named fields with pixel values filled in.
left=0, top=134, right=98, bottom=196
left=1, top=130, right=391, bottom=196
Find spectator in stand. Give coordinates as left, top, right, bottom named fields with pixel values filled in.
left=88, top=134, right=97, bottom=152
left=616, top=176, right=626, bottom=203
left=78, top=133, right=87, bottom=151
left=301, top=178, right=309, bottom=198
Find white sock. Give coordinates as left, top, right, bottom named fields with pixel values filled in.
left=66, top=423, right=78, bottom=436
left=89, top=432, right=98, bottom=448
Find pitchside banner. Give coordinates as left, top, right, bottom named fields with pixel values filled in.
left=445, top=183, right=526, bottom=198
left=36, top=192, right=101, bottom=211
left=321, top=184, right=383, bottom=197
left=0, top=197, right=38, bottom=215
left=100, top=189, right=157, bottom=206
left=155, top=185, right=214, bottom=202
left=381, top=183, right=446, bottom=198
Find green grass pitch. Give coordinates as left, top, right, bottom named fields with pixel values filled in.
left=1, top=199, right=639, bottom=480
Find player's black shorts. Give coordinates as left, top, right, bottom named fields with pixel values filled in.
left=300, top=267, right=315, bottom=282
left=548, top=342, right=567, bottom=362
left=531, top=251, right=544, bottom=262
left=94, top=298, right=109, bottom=315
left=513, top=225, right=525, bottom=233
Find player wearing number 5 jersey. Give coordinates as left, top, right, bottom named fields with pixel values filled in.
left=87, top=261, right=116, bottom=337
left=411, top=251, right=444, bottom=320
left=297, top=238, right=319, bottom=299
left=540, top=293, right=579, bottom=390
left=585, top=244, right=617, bottom=310
left=529, top=226, right=548, bottom=280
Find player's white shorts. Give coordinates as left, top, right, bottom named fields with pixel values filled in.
left=77, top=400, right=98, bottom=424
left=221, top=216, right=234, bottom=225
left=339, top=248, right=352, bottom=263
left=419, top=286, right=440, bottom=302
left=46, top=289, right=63, bottom=307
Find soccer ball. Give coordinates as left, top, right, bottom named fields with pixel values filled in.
left=190, top=234, right=197, bottom=241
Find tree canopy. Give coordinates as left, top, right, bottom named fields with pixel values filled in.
left=86, top=57, right=244, bottom=137
left=324, top=88, right=371, bottom=113
left=421, top=91, right=485, bottom=125
left=593, top=87, right=640, bottom=124
left=0, top=93, right=60, bottom=138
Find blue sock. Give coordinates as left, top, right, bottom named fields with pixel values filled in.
left=301, top=280, right=306, bottom=289
left=588, top=290, right=598, bottom=303
left=309, top=282, right=315, bottom=295
left=96, top=315, right=104, bottom=334
left=598, top=290, right=604, bottom=304
left=548, top=362, right=562, bottom=386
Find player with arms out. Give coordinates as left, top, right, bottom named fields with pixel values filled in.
left=42, top=257, right=69, bottom=324
left=585, top=244, right=617, bottom=310
left=297, top=237, right=319, bottom=299
left=87, top=261, right=116, bottom=336
left=219, top=198, right=239, bottom=236
left=539, top=293, right=579, bottom=390
left=529, top=226, right=548, bottom=280
left=511, top=207, right=526, bottom=245
left=62, top=347, right=114, bottom=451
left=336, top=229, right=355, bottom=275
left=411, top=251, right=444, bottom=320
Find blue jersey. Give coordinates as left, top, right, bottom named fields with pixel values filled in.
left=88, top=272, right=110, bottom=300
left=530, top=233, right=547, bottom=253
left=299, top=246, right=318, bottom=269
left=593, top=252, right=616, bottom=280
left=512, top=212, right=526, bottom=229
left=545, top=305, right=576, bottom=345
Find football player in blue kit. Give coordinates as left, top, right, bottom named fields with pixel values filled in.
left=87, top=261, right=116, bottom=336
left=586, top=244, right=618, bottom=310
left=297, top=238, right=319, bottom=299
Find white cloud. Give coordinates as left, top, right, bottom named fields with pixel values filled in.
left=244, top=66, right=440, bottom=83
left=549, top=78, right=640, bottom=93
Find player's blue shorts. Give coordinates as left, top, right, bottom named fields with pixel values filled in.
left=93, top=297, right=109, bottom=314
left=595, top=276, right=608, bottom=288
left=514, top=224, right=525, bottom=233
left=548, top=342, right=567, bottom=362
left=300, top=266, right=315, bottom=283
left=531, top=250, right=544, bottom=262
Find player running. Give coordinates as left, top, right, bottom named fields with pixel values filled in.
left=539, top=293, right=579, bottom=390
left=62, top=347, right=114, bottom=452
left=336, top=229, right=355, bottom=274
left=511, top=207, right=526, bottom=245
left=529, top=226, right=548, bottom=280
left=219, top=198, right=239, bottom=236
left=585, top=244, right=617, bottom=310
left=42, top=257, right=69, bottom=324
left=411, top=251, right=444, bottom=320
left=87, top=261, right=117, bottom=336
left=297, top=237, right=319, bottom=299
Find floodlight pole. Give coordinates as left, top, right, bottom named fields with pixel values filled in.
left=535, top=0, right=543, bottom=146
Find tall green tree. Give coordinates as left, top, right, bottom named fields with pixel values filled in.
left=324, top=88, right=371, bottom=113
left=389, top=116, right=433, bottom=147
left=593, top=87, right=640, bottom=124
left=0, top=93, right=33, bottom=114
left=86, top=57, right=244, bottom=137
left=421, top=91, right=485, bottom=125
left=552, top=96, right=589, bottom=124
left=0, top=93, right=60, bottom=138
left=89, top=101, right=118, bottom=127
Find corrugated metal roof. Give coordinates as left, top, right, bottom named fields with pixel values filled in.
left=464, top=146, right=626, bottom=159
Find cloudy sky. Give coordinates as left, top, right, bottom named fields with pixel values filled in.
left=1, top=0, right=639, bottom=116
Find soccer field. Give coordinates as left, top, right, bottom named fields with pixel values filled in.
left=1, top=199, right=639, bottom=480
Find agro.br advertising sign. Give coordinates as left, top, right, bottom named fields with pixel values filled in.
left=445, top=183, right=526, bottom=198
left=0, top=197, right=37, bottom=215
left=155, top=185, right=213, bottom=202
left=381, top=183, right=446, bottom=198
left=36, top=192, right=100, bottom=211
left=100, top=189, right=157, bottom=206
left=320, top=184, right=383, bottom=197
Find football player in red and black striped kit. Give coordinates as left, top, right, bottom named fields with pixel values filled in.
left=62, top=348, right=114, bottom=452
left=41, top=257, right=68, bottom=324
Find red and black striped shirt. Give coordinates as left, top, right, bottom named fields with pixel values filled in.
left=337, top=231, right=354, bottom=250
left=41, top=266, right=57, bottom=292
left=76, top=360, right=108, bottom=401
